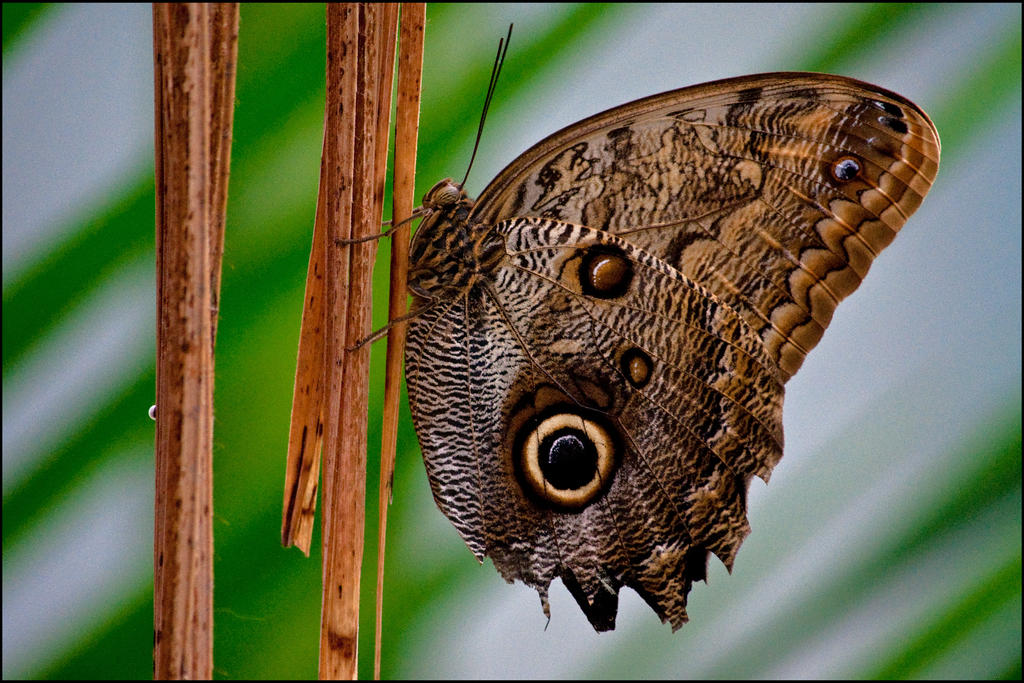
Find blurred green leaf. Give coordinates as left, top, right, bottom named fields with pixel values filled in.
left=1, top=2, right=52, bottom=55
left=794, top=3, right=947, bottom=73
left=871, top=552, right=1022, bottom=678
left=932, top=22, right=1023, bottom=162
left=1, top=181, right=153, bottom=373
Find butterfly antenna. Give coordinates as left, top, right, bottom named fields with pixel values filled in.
left=460, top=23, right=513, bottom=189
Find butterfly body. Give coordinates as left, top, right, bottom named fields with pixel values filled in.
left=405, top=73, right=939, bottom=631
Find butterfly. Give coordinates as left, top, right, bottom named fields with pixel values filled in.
left=403, top=72, right=940, bottom=631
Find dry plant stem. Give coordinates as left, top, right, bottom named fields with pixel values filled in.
left=152, top=3, right=237, bottom=679
left=375, top=3, right=425, bottom=679
left=206, top=3, right=238, bottom=346
left=319, top=3, right=395, bottom=678
left=372, top=5, right=400, bottom=201
left=281, top=135, right=329, bottom=555
left=284, top=0, right=396, bottom=551
left=319, top=4, right=358, bottom=676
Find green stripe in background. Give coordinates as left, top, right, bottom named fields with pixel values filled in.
left=2, top=2, right=53, bottom=55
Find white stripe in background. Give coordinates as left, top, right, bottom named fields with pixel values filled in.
left=3, top=6, right=159, bottom=679
left=456, top=3, right=835, bottom=201
left=765, top=492, right=1021, bottom=679
left=1, top=452, right=152, bottom=679
left=2, top=258, right=154, bottom=494
left=1, top=2, right=153, bottom=283
left=3, top=8, right=158, bottom=676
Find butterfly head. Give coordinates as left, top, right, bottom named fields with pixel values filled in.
left=421, top=177, right=467, bottom=211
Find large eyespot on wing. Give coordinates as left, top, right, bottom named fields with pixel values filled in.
left=472, top=72, right=940, bottom=380
left=475, top=217, right=786, bottom=630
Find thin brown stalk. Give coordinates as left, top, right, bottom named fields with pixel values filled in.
left=373, top=5, right=400, bottom=202
left=281, top=1, right=397, bottom=560
left=152, top=3, right=237, bottom=679
left=319, top=4, right=359, bottom=677
left=319, top=3, right=397, bottom=678
left=375, top=4, right=425, bottom=679
left=206, top=3, right=238, bottom=346
left=281, top=136, right=329, bottom=555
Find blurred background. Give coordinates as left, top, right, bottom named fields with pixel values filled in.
left=3, top=3, right=1020, bottom=679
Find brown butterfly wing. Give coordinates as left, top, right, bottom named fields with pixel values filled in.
left=471, top=72, right=940, bottom=379
left=405, top=72, right=939, bottom=631
left=496, top=219, right=786, bottom=630
left=406, top=217, right=785, bottom=630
